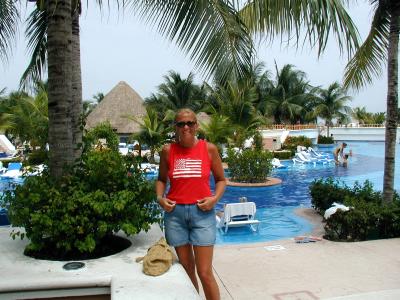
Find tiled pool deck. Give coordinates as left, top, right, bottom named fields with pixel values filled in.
left=1, top=210, right=399, bottom=300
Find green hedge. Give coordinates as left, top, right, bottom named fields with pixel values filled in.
left=272, top=150, right=292, bottom=160
left=317, top=135, right=334, bottom=144
left=282, top=136, right=312, bottom=155
left=225, top=148, right=273, bottom=183
left=309, top=178, right=400, bottom=241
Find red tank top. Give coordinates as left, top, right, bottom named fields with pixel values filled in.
left=167, top=139, right=212, bottom=204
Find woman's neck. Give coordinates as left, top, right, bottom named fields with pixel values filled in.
left=179, top=137, right=198, bottom=148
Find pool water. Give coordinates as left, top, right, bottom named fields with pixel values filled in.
left=214, top=141, right=400, bottom=245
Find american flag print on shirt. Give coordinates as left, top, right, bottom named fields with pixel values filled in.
left=172, top=158, right=202, bottom=178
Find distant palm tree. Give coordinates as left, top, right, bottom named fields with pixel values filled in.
left=264, top=64, right=312, bottom=124
left=0, top=82, right=48, bottom=149
left=145, top=71, right=206, bottom=114
left=130, top=108, right=172, bottom=163
left=198, top=113, right=233, bottom=150
left=205, top=81, right=264, bottom=147
left=313, top=82, right=352, bottom=136
left=344, top=0, right=399, bottom=203
left=352, top=107, right=369, bottom=124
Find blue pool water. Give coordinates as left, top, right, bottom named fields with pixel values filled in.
left=214, top=141, right=400, bottom=245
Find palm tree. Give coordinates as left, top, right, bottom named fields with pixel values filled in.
left=344, top=0, right=399, bottom=203
left=198, top=113, right=233, bottom=149
left=352, top=107, right=370, bottom=124
left=0, top=83, right=48, bottom=149
left=264, top=64, right=312, bottom=124
left=205, top=81, right=264, bottom=147
left=145, top=71, right=206, bottom=114
left=130, top=108, right=172, bottom=163
left=313, top=82, right=352, bottom=136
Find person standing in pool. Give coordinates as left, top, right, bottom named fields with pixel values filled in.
left=333, top=142, right=347, bottom=165
left=156, top=108, right=226, bottom=300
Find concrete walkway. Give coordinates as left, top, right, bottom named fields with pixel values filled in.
left=210, top=208, right=400, bottom=300
left=212, top=237, right=400, bottom=300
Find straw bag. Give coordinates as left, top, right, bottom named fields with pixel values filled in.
left=136, top=237, right=176, bottom=276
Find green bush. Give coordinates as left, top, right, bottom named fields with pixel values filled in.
left=26, top=150, right=48, bottom=165
left=225, top=148, right=272, bottom=183
left=309, top=178, right=400, bottom=241
left=324, top=200, right=400, bottom=241
left=317, top=135, right=334, bottom=144
left=310, top=178, right=382, bottom=212
left=0, top=125, right=161, bottom=259
left=281, top=136, right=312, bottom=155
left=272, top=150, right=292, bottom=160
left=310, top=178, right=352, bottom=212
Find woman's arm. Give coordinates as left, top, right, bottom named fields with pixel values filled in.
left=155, top=144, right=176, bottom=212
left=197, top=142, right=226, bottom=211
left=209, top=143, right=226, bottom=201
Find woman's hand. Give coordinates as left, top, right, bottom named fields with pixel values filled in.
left=159, top=197, right=176, bottom=212
left=197, top=196, right=217, bottom=211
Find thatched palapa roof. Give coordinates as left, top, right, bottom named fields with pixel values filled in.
left=86, top=81, right=146, bottom=134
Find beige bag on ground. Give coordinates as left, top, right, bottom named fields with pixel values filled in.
left=136, top=237, right=176, bottom=276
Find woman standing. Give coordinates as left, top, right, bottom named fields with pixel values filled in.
left=333, top=142, right=347, bottom=165
left=156, top=108, right=226, bottom=300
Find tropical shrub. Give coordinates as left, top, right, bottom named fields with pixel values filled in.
left=0, top=125, right=161, bottom=260
left=26, top=150, right=48, bottom=165
left=281, top=136, right=312, bottom=154
left=272, top=150, right=292, bottom=160
left=225, top=148, right=272, bottom=183
left=317, top=135, right=334, bottom=144
left=309, top=178, right=400, bottom=241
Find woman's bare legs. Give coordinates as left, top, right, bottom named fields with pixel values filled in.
left=194, top=245, right=220, bottom=300
left=175, top=244, right=199, bottom=292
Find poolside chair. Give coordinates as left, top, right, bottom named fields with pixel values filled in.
left=217, top=202, right=260, bottom=233
left=0, top=162, right=23, bottom=179
left=307, top=147, right=330, bottom=158
left=292, top=157, right=306, bottom=164
left=295, top=152, right=316, bottom=164
left=271, top=158, right=286, bottom=169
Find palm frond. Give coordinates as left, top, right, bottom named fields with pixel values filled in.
left=343, top=3, right=389, bottom=90
left=240, top=0, right=360, bottom=57
left=127, top=0, right=254, bottom=80
left=20, top=7, right=48, bottom=91
left=0, top=0, right=20, bottom=63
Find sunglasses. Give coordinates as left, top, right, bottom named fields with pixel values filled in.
left=175, top=121, right=197, bottom=128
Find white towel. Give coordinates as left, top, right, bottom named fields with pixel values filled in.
left=224, top=202, right=256, bottom=223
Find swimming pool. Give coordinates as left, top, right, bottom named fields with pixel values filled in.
left=215, top=141, right=400, bottom=245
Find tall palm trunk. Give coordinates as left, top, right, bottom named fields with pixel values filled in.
left=71, top=1, right=82, bottom=161
left=47, top=0, right=73, bottom=178
left=383, top=3, right=399, bottom=204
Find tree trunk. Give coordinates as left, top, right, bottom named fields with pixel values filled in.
left=383, top=3, right=399, bottom=204
left=47, top=0, right=73, bottom=178
left=71, top=1, right=82, bottom=161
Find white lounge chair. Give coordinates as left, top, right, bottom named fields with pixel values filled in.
left=307, top=147, right=330, bottom=158
left=217, top=202, right=260, bottom=233
left=295, top=152, right=315, bottom=164
left=271, top=158, right=286, bottom=169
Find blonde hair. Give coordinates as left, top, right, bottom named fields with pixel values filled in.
left=175, top=108, right=197, bottom=122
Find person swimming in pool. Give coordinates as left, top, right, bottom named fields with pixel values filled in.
left=342, top=154, right=349, bottom=167
left=333, top=142, right=347, bottom=165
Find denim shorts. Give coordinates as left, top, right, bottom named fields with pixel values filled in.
left=164, top=204, right=216, bottom=247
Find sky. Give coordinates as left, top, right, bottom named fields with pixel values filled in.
left=0, top=2, right=392, bottom=113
